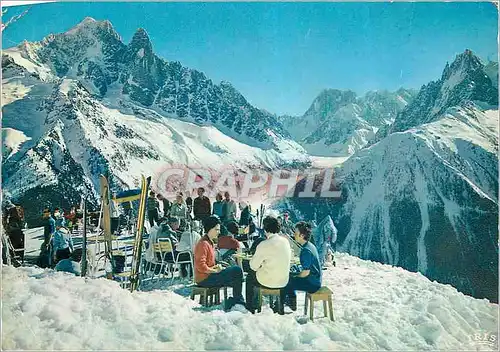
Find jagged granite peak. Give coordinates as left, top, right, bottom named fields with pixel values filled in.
left=281, top=88, right=416, bottom=156
left=64, top=17, right=121, bottom=40
left=3, top=18, right=292, bottom=149
left=127, top=27, right=153, bottom=57
left=442, top=49, right=482, bottom=81
left=304, top=89, right=358, bottom=122
left=281, top=106, right=498, bottom=302
left=389, top=49, right=498, bottom=135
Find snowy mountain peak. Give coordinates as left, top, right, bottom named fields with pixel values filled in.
left=281, top=88, right=415, bottom=156
left=381, top=50, right=498, bottom=138
left=65, top=17, right=105, bottom=36
left=128, top=28, right=152, bottom=52
left=442, top=49, right=483, bottom=82
left=80, top=16, right=97, bottom=24
left=306, top=89, right=357, bottom=120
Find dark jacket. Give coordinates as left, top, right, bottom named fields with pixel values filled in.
left=239, top=206, right=256, bottom=234
left=162, top=199, right=171, bottom=215
left=43, top=216, right=56, bottom=245
left=147, top=197, right=159, bottom=212
left=193, top=196, right=211, bottom=220
left=239, top=206, right=251, bottom=227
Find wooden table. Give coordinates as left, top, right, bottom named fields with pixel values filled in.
left=86, top=235, right=118, bottom=242
left=119, top=240, right=137, bottom=246
left=233, top=253, right=300, bottom=264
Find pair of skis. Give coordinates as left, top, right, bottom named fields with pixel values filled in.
left=97, top=174, right=150, bottom=292
left=99, top=175, right=114, bottom=277
left=129, top=175, right=151, bottom=292
left=258, top=204, right=266, bottom=228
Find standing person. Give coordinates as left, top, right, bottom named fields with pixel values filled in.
left=185, top=192, right=193, bottom=221
left=246, top=216, right=291, bottom=314
left=284, top=222, right=322, bottom=311
left=64, top=207, right=77, bottom=232
left=157, top=193, right=171, bottom=220
left=313, top=215, right=337, bottom=267
left=212, top=192, right=224, bottom=218
left=327, top=216, right=338, bottom=266
left=194, top=215, right=245, bottom=310
left=53, top=208, right=66, bottom=229
left=52, top=227, right=74, bottom=264
left=193, top=187, right=211, bottom=223
left=3, top=201, right=25, bottom=264
left=170, top=193, right=188, bottom=228
left=147, top=191, right=160, bottom=228
left=221, top=192, right=237, bottom=223
left=38, top=208, right=56, bottom=268
left=42, top=208, right=56, bottom=246
left=238, top=201, right=252, bottom=227
left=281, top=212, right=294, bottom=237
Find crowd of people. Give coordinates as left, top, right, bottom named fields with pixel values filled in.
left=141, top=186, right=337, bottom=314
left=191, top=214, right=325, bottom=313
left=143, top=188, right=251, bottom=232
left=39, top=206, right=83, bottom=272
left=3, top=185, right=337, bottom=316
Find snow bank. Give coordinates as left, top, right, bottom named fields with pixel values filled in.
left=2, top=128, right=31, bottom=159
left=2, top=253, right=498, bottom=350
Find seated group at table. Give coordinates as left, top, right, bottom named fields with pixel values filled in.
left=194, top=214, right=322, bottom=313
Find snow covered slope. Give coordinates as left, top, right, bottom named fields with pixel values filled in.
left=2, top=75, right=309, bottom=225
left=1, top=18, right=309, bottom=225
left=280, top=50, right=498, bottom=303
left=281, top=88, right=416, bottom=156
left=284, top=106, right=498, bottom=302
left=3, top=253, right=498, bottom=350
left=2, top=17, right=295, bottom=149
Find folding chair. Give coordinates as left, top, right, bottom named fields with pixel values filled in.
left=174, top=250, right=194, bottom=284
left=6, top=235, right=24, bottom=265
left=152, top=238, right=175, bottom=284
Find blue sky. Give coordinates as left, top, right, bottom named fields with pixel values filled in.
left=2, top=2, right=498, bottom=116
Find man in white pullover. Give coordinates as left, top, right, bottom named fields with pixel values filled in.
left=246, top=216, right=291, bottom=314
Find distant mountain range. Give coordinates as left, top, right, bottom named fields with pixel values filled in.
left=2, top=17, right=309, bottom=225
left=2, top=18, right=498, bottom=302
left=279, top=50, right=499, bottom=302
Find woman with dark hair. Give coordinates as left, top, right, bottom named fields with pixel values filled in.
left=284, top=221, right=322, bottom=311
left=194, top=215, right=245, bottom=310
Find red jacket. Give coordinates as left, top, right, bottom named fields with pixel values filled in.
left=218, top=236, right=240, bottom=250
left=194, top=235, right=216, bottom=283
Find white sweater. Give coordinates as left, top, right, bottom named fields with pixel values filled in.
left=177, top=230, right=201, bottom=253
left=250, top=233, right=291, bottom=288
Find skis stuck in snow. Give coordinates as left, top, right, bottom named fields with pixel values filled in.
left=129, top=175, right=151, bottom=292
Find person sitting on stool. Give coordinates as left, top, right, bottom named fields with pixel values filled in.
left=194, top=215, right=245, bottom=311
left=284, top=221, right=322, bottom=311
left=246, top=216, right=291, bottom=314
